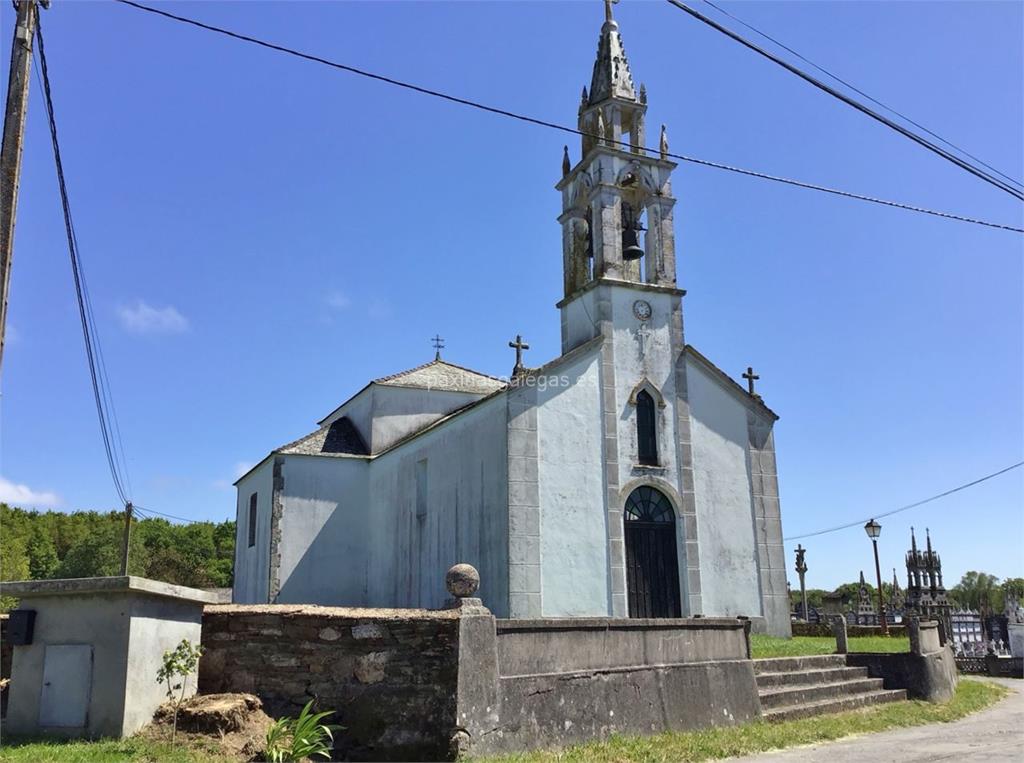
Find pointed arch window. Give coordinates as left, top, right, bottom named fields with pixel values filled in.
left=636, top=389, right=658, bottom=465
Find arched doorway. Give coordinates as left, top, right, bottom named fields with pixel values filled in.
left=624, top=485, right=681, bottom=618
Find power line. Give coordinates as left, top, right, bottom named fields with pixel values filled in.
left=112, top=0, right=1022, bottom=234
left=699, top=0, right=1024, bottom=192
left=666, top=1, right=1024, bottom=201
left=35, top=15, right=132, bottom=507
left=784, top=461, right=1024, bottom=541
left=133, top=504, right=204, bottom=524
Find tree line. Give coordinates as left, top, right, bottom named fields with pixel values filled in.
left=0, top=504, right=235, bottom=608
left=790, top=573, right=1024, bottom=614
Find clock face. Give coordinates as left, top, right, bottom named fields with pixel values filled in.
left=633, top=300, right=652, bottom=321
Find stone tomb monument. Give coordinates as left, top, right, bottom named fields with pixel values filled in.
left=0, top=576, right=217, bottom=738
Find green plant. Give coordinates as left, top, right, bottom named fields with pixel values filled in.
left=155, top=639, right=205, bottom=742
left=264, top=700, right=340, bottom=762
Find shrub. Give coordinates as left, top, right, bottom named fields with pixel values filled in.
left=264, top=700, right=340, bottom=762
left=155, top=638, right=205, bottom=742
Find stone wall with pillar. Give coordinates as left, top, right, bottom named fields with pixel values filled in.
left=201, top=565, right=762, bottom=760
left=846, top=619, right=957, bottom=702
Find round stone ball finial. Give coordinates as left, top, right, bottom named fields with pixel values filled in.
left=445, top=563, right=480, bottom=598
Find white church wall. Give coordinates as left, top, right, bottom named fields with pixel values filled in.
left=233, top=459, right=274, bottom=604
left=367, top=385, right=487, bottom=453
left=560, top=287, right=599, bottom=352
left=686, top=357, right=763, bottom=618
left=275, top=455, right=370, bottom=605
left=366, top=394, right=510, bottom=615
left=536, top=348, right=606, bottom=616
left=609, top=286, right=680, bottom=488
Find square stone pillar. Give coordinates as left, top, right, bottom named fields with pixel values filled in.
left=0, top=577, right=217, bottom=738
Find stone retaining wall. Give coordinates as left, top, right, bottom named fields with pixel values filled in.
left=474, top=616, right=761, bottom=755
left=197, top=605, right=762, bottom=760
left=199, top=605, right=461, bottom=761
left=845, top=620, right=957, bottom=702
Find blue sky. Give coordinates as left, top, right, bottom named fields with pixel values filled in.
left=1, top=1, right=1021, bottom=591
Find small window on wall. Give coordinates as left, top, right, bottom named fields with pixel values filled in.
left=248, top=493, right=257, bottom=547
left=636, top=390, right=658, bottom=466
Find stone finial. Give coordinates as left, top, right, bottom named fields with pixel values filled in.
left=639, top=83, right=647, bottom=105
left=445, top=563, right=488, bottom=613
left=597, top=110, right=606, bottom=146
left=446, top=563, right=480, bottom=598
left=659, top=124, right=669, bottom=160
left=562, top=145, right=571, bottom=177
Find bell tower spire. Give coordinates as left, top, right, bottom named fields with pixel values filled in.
left=555, top=2, right=679, bottom=311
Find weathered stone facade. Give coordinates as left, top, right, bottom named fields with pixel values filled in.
left=199, top=605, right=461, bottom=760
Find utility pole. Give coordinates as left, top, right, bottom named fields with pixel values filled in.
left=0, top=0, right=45, bottom=376
left=119, top=501, right=133, bottom=575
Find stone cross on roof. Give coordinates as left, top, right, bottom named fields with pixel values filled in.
left=509, top=334, right=530, bottom=375
left=743, top=366, right=760, bottom=397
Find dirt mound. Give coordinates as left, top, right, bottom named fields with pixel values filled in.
left=145, top=692, right=273, bottom=760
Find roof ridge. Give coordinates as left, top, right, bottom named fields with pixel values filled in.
left=372, top=359, right=437, bottom=384
left=373, top=358, right=506, bottom=386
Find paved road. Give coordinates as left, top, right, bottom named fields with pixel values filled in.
left=729, top=677, right=1024, bottom=762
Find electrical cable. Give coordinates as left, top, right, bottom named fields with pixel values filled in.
left=35, top=15, right=132, bottom=506
left=112, top=0, right=1023, bottom=233
left=699, top=0, right=1024, bottom=192
left=133, top=504, right=202, bottom=524
left=784, top=461, right=1024, bottom=541
left=666, top=0, right=1024, bottom=201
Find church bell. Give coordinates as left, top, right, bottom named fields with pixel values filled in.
left=622, top=226, right=644, bottom=261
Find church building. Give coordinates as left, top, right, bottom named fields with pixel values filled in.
left=232, top=5, right=791, bottom=637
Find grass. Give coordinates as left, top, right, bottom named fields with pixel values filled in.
left=0, top=735, right=237, bottom=763
left=475, top=679, right=1008, bottom=763
left=750, top=634, right=910, bottom=658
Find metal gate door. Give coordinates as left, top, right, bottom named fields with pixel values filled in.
left=624, top=486, right=681, bottom=618
left=39, top=644, right=93, bottom=728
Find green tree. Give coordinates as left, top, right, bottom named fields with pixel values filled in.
left=950, top=571, right=1001, bottom=613
left=0, top=503, right=235, bottom=594
left=1000, top=577, right=1024, bottom=607
left=1, top=527, right=30, bottom=610
left=56, top=522, right=124, bottom=578
left=27, top=526, right=60, bottom=579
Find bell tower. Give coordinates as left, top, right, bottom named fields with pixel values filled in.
left=556, top=0, right=679, bottom=318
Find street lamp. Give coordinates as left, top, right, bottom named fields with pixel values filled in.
left=863, top=519, right=889, bottom=635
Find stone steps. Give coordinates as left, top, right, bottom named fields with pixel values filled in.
left=762, top=688, right=907, bottom=722
left=755, top=666, right=869, bottom=688
left=759, top=677, right=886, bottom=709
left=754, top=654, right=907, bottom=723
left=753, top=654, right=847, bottom=674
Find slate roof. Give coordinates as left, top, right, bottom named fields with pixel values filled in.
left=373, top=359, right=506, bottom=395
left=277, top=416, right=369, bottom=457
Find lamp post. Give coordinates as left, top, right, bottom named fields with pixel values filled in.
left=864, top=519, right=889, bottom=635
